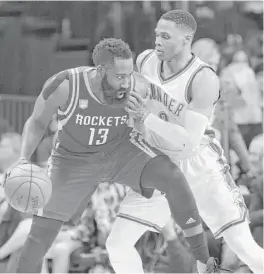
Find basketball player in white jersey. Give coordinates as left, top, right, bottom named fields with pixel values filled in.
left=106, top=10, right=264, bottom=274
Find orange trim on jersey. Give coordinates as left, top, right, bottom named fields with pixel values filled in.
left=157, top=54, right=197, bottom=84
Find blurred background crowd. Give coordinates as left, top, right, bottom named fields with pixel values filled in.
left=0, top=1, right=263, bottom=273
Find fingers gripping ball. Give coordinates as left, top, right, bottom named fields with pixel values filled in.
left=4, top=164, right=52, bottom=213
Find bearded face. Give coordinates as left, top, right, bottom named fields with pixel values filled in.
left=100, top=58, right=134, bottom=108
left=101, top=73, right=131, bottom=107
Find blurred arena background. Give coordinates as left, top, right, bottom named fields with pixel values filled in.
left=0, top=1, right=263, bottom=273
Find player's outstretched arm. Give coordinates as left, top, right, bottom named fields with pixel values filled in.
left=20, top=71, right=69, bottom=161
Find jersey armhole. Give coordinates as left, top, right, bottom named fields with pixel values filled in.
left=57, top=79, right=70, bottom=113
left=185, top=65, right=220, bottom=104
left=58, top=68, right=80, bottom=119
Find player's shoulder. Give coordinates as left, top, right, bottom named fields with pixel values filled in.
left=191, top=66, right=220, bottom=103
left=70, top=66, right=92, bottom=75
left=137, top=49, right=154, bottom=61
left=45, top=66, right=92, bottom=86
left=42, top=69, right=71, bottom=100
left=46, top=66, right=92, bottom=87
left=193, top=66, right=219, bottom=87
left=136, top=49, right=155, bottom=72
left=52, top=66, right=92, bottom=78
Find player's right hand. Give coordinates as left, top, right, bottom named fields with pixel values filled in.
left=1, top=157, right=29, bottom=188
left=125, top=91, right=150, bottom=122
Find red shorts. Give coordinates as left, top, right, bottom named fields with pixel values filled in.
left=37, top=130, right=160, bottom=222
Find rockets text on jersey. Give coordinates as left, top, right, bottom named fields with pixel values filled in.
left=54, top=67, right=133, bottom=154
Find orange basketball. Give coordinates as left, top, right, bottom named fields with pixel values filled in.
left=4, top=164, right=52, bottom=213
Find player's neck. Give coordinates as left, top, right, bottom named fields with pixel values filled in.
left=164, top=50, right=193, bottom=76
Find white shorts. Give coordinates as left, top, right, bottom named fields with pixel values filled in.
left=175, top=138, right=248, bottom=238
left=117, top=138, right=248, bottom=238
left=117, top=189, right=171, bottom=233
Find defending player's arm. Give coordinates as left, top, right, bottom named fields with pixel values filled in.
left=20, top=71, right=69, bottom=161
left=146, top=69, right=219, bottom=147
left=128, top=69, right=220, bottom=148
left=144, top=109, right=209, bottom=148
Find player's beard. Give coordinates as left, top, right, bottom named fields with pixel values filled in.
left=101, top=75, right=130, bottom=108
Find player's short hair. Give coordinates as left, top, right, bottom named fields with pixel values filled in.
left=160, top=9, right=197, bottom=34
left=92, top=38, right=132, bottom=67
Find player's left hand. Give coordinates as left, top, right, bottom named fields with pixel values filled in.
left=1, top=157, right=29, bottom=188
left=125, top=91, right=149, bottom=122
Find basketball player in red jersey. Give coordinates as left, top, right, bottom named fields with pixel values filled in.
left=5, top=38, right=214, bottom=273
left=107, top=10, right=263, bottom=274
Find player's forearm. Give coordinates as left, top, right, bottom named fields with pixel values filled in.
left=143, top=110, right=209, bottom=148
left=20, top=116, right=47, bottom=160
left=143, top=114, right=189, bottom=148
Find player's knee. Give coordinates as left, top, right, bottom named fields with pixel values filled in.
left=141, top=155, right=184, bottom=193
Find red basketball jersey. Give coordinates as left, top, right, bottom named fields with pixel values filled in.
left=54, top=67, right=133, bottom=154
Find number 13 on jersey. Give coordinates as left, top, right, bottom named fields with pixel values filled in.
left=88, top=128, right=109, bottom=145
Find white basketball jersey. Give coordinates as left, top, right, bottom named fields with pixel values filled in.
left=139, top=50, right=214, bottom=159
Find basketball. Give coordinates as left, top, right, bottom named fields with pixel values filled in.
left=4, top=163, right=52, bottom=213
